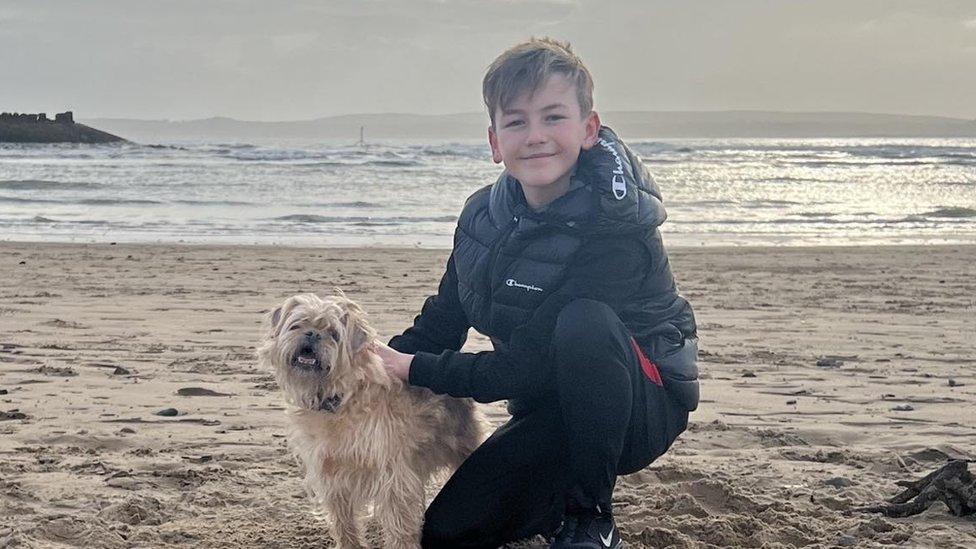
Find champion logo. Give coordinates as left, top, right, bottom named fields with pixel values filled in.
left=597, top=137, right=627, bottom=200
left=505, top=278, right=543, bottom=292
left=611, top=175, right=626, bottom=199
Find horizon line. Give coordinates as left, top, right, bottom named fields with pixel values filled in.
left=79, top=109, right=976, bottom=124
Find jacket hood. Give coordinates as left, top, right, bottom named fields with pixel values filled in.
left=488, top=126, right=666, bottom=235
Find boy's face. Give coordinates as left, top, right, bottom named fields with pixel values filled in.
left=488, top=74, right=600, bottom=198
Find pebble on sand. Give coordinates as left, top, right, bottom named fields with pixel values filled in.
left=824, top=477, right=854, bottom=488
left=155, top=408, right=179, bottom=417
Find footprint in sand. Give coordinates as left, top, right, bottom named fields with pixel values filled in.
left=39, top=318, right=88, bottom=329
left=31, top=365, right=77, bottom=377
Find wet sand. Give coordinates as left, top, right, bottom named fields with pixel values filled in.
left=1, top=242, right=975, bottom=548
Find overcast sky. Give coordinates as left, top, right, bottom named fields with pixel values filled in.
left=2, top=0, right=975, bottom=120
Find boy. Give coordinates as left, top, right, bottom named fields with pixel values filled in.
left=374, top=38, right=698, bottom=548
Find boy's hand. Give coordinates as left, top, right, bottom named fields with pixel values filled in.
left=371, top=340, right=412, bottom=382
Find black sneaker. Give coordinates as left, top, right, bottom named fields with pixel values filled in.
left=549, top=509, right=623, bottom=549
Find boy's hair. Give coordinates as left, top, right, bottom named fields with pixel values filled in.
left=482, top=37, right=594, bottom=125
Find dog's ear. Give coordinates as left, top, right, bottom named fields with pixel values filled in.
left=268, top=305, right=285, bottom=338
left=340, top=304, right=374, bottom=355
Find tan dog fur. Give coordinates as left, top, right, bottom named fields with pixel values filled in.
left=257, top=293, right=482, bottom=549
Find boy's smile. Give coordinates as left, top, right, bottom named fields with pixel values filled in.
left=488, top=74, right=600, bottom=210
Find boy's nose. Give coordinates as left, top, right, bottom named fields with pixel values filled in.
left=525, top=123, right=547, bottom=145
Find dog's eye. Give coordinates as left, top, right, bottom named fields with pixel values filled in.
left=288, top=324, right=301, bottom=331
left=327, top=328, right=340, bottom=340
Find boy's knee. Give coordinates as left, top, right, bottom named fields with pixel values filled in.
left=421, top=505, right=485, bottom=549
left=552, top=299, right=622, bottom=357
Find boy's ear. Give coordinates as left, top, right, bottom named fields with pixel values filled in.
left=487, top=125, right=503, bottom=164
left=581, top=111, right=602, bottom=150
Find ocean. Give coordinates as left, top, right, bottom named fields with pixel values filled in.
left=1, top=137, right=974, bottom=248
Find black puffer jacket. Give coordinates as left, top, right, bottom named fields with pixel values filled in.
left=389, top=127, right=699, bottom=412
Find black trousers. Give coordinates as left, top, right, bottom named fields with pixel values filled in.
left=421, top=300, right=689, bottom=548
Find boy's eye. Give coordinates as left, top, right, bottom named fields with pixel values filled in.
left=547, top=115, right=566, bottom=122
left=504, top=119, right=524, bottom=128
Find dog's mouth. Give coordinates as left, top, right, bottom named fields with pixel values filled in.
left=291, top=347, right=323, bottom=371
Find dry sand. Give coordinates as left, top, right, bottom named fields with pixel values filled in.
left=1, top=241, right=974, bottom=548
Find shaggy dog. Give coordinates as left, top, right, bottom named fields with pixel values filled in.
left=257, top=292, right=481, bottom=549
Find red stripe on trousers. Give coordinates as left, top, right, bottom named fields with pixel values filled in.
left=629, top=337, right=663, bottom=387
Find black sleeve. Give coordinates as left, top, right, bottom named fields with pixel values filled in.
left=388, top=252, right=471, bottom=355
left=407, top=237, right=649, bottom=403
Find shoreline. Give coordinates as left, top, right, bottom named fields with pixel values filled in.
left=5, top=239, right=976, bottom=252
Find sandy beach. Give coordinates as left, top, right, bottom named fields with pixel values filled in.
left=1, top=241, right=974, bottom=548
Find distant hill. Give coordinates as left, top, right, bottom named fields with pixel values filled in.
left=85, top=114, right=486, bottom=142
left=606, top=111, right=976, bottom=139
left=85, top=111, right=976, bottom=142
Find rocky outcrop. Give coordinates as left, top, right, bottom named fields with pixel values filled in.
left=0, top=111, right=124, bottom=143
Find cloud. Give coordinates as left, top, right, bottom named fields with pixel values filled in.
left=964, top=17, right=976, bottom=29
left=271, top=33, right=320, bottom=55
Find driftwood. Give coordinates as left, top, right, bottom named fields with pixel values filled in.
left=856, top=460, right=976, bottom=518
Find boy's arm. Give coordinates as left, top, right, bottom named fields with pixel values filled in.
left=388, top=252, right=471, bottom=355
left=407, top=236, right=651, bottom=403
